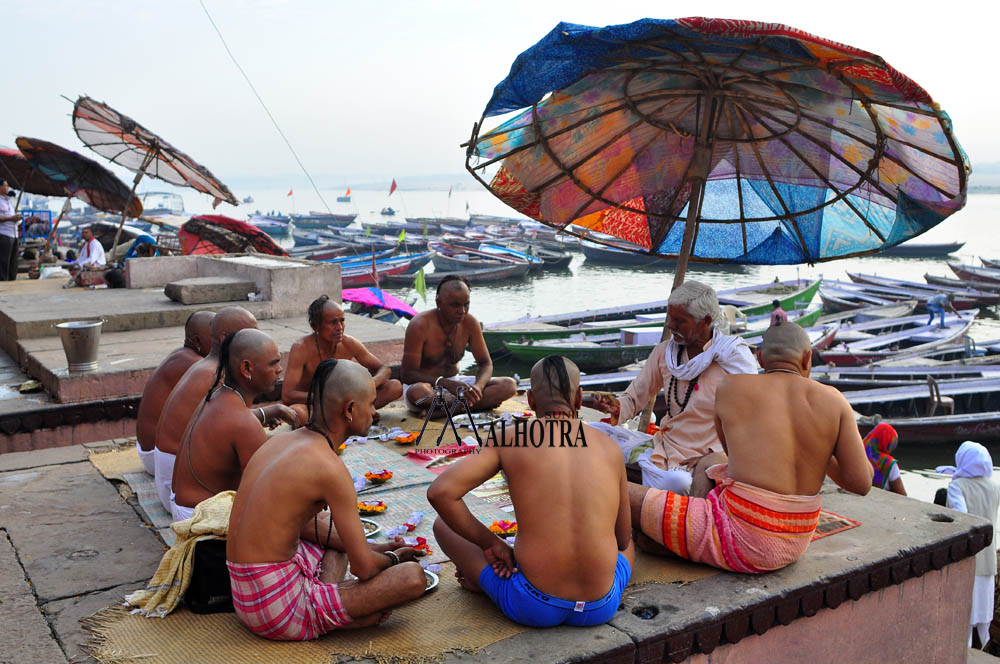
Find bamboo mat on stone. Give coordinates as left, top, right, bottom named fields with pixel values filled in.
left=343, top=440, right=437, bottom=491
left=376, top=397, right=531, bottom=456
left=86, top=562, right=529, bottom=664
left=89, top=443, right=145, bottom=481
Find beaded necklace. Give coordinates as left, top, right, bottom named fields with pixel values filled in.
left=666, top=345, right=701, bottom=418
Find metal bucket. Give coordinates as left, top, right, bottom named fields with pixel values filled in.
left=55, top=320, right=104, bottom=372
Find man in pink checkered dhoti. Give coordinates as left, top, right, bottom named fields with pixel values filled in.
left=227, top=360, right=428, bottom=641
left=629, top=322, right=874, bottom=573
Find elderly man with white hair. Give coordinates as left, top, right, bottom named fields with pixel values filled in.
left=591, top=281, right=759, bottom=497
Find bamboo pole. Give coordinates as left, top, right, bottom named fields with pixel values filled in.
left=109, top=151, right=155, bottom=264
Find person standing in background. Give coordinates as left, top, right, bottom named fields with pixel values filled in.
left=0, top=180, right=20, bottom=281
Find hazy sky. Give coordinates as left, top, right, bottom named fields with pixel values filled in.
left=8, top=1, right=999, bottom=201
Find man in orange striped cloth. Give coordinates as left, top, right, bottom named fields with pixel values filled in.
left=629, top=322, right=873, bottom=573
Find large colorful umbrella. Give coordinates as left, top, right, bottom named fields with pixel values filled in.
left=466, top=18, right=970, bottom=287
left=342, top=287, right=418, bottom=319
left=179, top=215, right=287, bottom=256
left=72, top=95, right=239, bottom=260
left=15, top=137, right=143, bottom=217
left=0, top=147, right=68, bottom=200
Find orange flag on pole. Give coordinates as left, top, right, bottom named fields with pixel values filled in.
left=345, top=187, right=351, bottom=196
left=389, top=179, right=397, bottom=196
left=287, top=188, right=293, bottom=197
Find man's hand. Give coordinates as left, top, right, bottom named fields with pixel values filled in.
left=263, top=404, right=300, bottom=429
left=389, top=546, right=423, bottom=563
left=588, top=392, right=621, bottom=424
left=483, top=539, right=516, bottom=579
left=456, top=381, right=484, bottom=407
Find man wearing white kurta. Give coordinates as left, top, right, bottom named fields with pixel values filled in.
left=77, top=226, right=106, bottom=267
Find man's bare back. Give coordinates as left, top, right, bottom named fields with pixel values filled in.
left=136, top=346, right=201, bottom=453
left=714, top=323, right=873, bottom=497
left=155, top=358, right=219, bottom=456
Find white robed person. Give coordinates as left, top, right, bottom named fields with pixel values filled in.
left=937, top=441, right=1000, bottom=649
left=589, top=281, right=759, bottom=497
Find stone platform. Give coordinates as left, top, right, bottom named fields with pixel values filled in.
left=0, top=441, right=991, bottom=663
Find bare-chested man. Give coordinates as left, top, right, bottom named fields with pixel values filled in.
left=401, top=275, right=516, bottom=412
left=282, top=295, right=403, bottom=423
left=630, top=322, right=873, bottom=573
left=154, top=306, right=295, bottom=513
left=171, top=329, right=297, bottom=521
left=429, top=356, right=634, bottom=627
left=227, top=359, right=427, bottom=641
left=135, top=311, right=214, bottom=475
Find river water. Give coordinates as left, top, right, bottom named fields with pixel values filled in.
left=176, top=187, right=1000, bottom=468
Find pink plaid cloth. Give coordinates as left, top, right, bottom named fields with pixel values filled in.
left=227, top=539, right=352, bottom=640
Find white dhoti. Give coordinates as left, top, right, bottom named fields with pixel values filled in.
left=153, top=448, right=176, bottom=513
left=136, top=441, right=155, bottom=476
left=584, top=422, right=692, bottom=495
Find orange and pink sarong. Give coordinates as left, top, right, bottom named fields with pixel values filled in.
left=640, top=465, right=821, bottom=573
left=227, top=539, right=352, bottom=640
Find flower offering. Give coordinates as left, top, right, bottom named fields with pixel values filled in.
left=357, top=500, right=387, bottom=515
left=365, top=469, right=393, bottom=484
left=489, top=520, right=518, bottom=536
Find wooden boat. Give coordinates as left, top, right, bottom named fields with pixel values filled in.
left=484, top=303, right=822, bottom=355
left=924, top=273, right=1000, bottom=294
left=825, top=278, right=990, bottom=311
left=289, top=212, right=357, bottom=229
left=429, top=242, right=530, bottom=276
left=878, top=241, right=964, bottom=257
left=341, top=261, right=411, bottom=287
left=744, top=323, right=840, bottom=353
left=848, top=378, right=1000, bottom=443
left=818, top=311, right=975, bottom=366
left=287, top=243, right=351, bottom=261
left=478, top=244, right=545, bottom=273
left=812, top=365, right=1000, bottom=391
left=320, top=247, right=396, bottom=264
left=847, top=273, right=1000, bottom=307
left=819, top=286, right=893, bottom=313
left=816, top=300, right=918, bottom=326
left=947, top=261, right=1000, bottom=284
left=496, top=239, right=573, bottom=269
left=981, top=257, right=1000, bottom=270
left=581, top=240, right=665, bottom=266
left=382, top=263, right=530, bottom=286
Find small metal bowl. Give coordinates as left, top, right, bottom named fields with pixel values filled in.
left=361, top=518, right=381, bottom=537
left=424, top=569, right=439, bottom=592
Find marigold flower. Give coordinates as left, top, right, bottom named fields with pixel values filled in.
left=358, top=500, right=387, bottom=514
left=395, top=432, right=419, bottom=444
left=489, top=520, right=518, bottom=535
left=365, top=469, right=393, bottom=483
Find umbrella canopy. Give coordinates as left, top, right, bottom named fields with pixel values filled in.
left=72, top=96, right=239, bottom=207
left=0, top=147, right=68, bottom=197
left=15, top=137, right=143, bottom=216
left=341, top=287, right=418, bottom=319
left=179, top=215, right=288, bottom=256
left=466, top=18, right=970, bottom=268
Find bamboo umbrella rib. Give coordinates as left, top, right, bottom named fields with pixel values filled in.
left=882, top=134, right=959, bottom=165
left=865, top=100, right=942, bottom=119
left=723, top=104, right=748, bottom=253
left=733, top=105, right=811, bottom=258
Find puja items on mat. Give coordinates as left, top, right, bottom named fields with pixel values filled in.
left=358, top=500, right=388, bottom=515
left=512, top=411, right=533, bottom=420
left=386, top=511, right=425, bottom=537
left=365, top=469, right=393, bottom=484
left=395, top=432, right=419, bottom=445
left=489, top=520, right=518, bottom=537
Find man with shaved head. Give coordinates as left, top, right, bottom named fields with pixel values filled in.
left=154, top=306, right=295, bottom=512
left=282, top=294, right=403, bottom=423
left=171, top=329, right=297, bottom=521
left=402, top=275, right=516, bottom=412
left=630, top=321, right=873, bottom=574
left=135, top=311, right=215, bottom=475
left=429, top=356, right=634, bottom=627
left=227, top=359, right=426, bottom=641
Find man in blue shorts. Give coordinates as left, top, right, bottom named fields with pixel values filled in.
left=428, top=356, right=634, bottom=627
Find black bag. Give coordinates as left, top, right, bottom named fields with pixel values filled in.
left=184, top=539, right=235, bottom=614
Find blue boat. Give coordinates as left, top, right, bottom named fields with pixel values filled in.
left=478, top=243, right=545, bottom=273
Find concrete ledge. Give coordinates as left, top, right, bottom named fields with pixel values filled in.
left=164, top=276, right=256, bottom=305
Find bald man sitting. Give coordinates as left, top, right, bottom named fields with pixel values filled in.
left=401, top=275, right=516, bottom=412
left=135, top=311, right=214, bottom=475
left=154, top=306, right=295, bottom=513
left=227, top=359, right=427, bottom=641
left=171, top=329, right=297, bottom=522
left=630, top=322, right=873, bottom=574
left=282, top=295, right=403, bottom=423
left=429, top=356, right=634, bottom=627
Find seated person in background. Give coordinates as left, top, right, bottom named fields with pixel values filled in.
left=227, top=359, right=426, bottom=641
left=154, top=306, right=293, bottom=513
left=76, top=226, right=106, bottom=268
left=135, top=311, right=215, bottom=475
left=171, top=329, right=297, bottom=522
left=282, top=295, right=402, bottom=423
left=630, top=322, right=872, bottom=573
left=769, top=299, right=787, bottom=326
left=864, top=418, right=906, bottom=495
left=401, top=275, right=516, bottom=412
left=429, top=356, right=634, bottom=627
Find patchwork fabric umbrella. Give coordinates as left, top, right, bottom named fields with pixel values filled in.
left=0, top=147, right=68, bottom=201
left=342, top=287, right=418, bottom=319
left=466, top=18, right=970, bottom=287
left=72, top=95, right=239, bottom=260
left=178, top=215, right=287, bottom=256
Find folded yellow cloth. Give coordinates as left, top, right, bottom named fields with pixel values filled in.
left=124, top=490, right=235, bottom=618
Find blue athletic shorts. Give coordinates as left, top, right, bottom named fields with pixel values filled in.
left=477, top=552, right=631, bottom=627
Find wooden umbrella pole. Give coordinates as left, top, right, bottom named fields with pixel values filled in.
left=637, top=92, right=716, bottom=433
left=37, top=197, right=73, bottom=265
left=109, top=167, right=147, bottom=264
